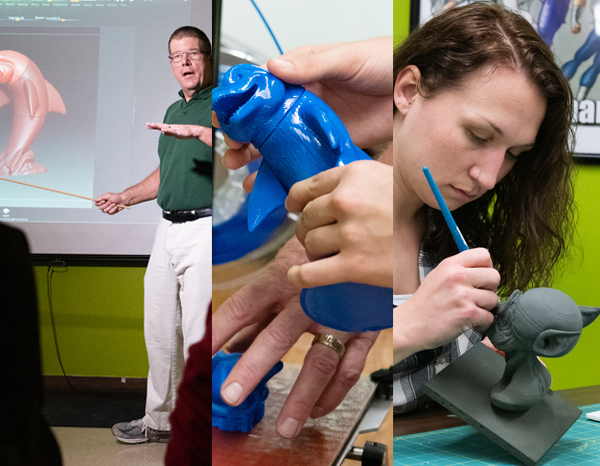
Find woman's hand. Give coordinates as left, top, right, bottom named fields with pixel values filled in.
left=394, top=248, right=499, bottom=362
left=266, top=37, right=393, bottom=149
left=285, top=160, right=393, bottom=289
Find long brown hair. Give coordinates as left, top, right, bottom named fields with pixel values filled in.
left=394, top=2, right=577, bottom=295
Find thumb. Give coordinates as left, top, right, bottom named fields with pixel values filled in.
left=267, top=56, right=318, bottom=85
left=267, top=45, right=342, bottom=85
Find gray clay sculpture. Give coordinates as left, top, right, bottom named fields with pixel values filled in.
left=485, top=288, right=600, bottom=411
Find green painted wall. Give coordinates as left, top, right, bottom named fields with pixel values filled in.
left=35, top=264, right=148, bottom=378
left=394, top=0, right=600, bottom=390
left=543, top=164, right=600, bottom=390
left=394, top=0, right=410, bottom=46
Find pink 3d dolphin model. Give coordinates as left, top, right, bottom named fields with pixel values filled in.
left=0, top=51, right=66, bottom=175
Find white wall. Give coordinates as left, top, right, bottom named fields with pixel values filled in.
left=221, top=0, right=393, bottom=59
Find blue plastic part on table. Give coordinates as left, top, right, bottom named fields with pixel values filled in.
left=213, top=64, right=392, bottom=333
left=212, top=351, right=284, bottom=433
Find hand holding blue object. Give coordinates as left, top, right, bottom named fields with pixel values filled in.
left=212, top=351, right=283, bottom=432
left=213, top=64, right=372, bottom=231
left=213, top=64, right=391, bottom=332
left=423, top=166, right=469, bottom=252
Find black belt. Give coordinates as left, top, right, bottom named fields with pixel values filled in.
left=162, top=208, right=212, bottom=223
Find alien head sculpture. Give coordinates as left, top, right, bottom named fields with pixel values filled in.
left=485, top=288, right=600, bottom=411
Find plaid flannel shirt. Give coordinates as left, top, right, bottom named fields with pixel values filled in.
left=392, top=311, right=481, bottom=414
left=392, top=257, right=482, bottom=414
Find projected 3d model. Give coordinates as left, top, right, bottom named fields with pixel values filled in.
left=0, top=50, right=66, bottom=176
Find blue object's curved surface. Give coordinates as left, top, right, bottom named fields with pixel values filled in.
left=212, top=196, right=288, bottom=265
left=213, top=64, right=392, bottom=333
left=300, top=283, right=392, bottom=332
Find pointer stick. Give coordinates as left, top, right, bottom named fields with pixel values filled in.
left=422, top=167, right=468, bottom=252
left=0, top=176, right=131, bottom=209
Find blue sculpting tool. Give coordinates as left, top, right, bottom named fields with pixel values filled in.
left=423, top=166, right=469, bottom=252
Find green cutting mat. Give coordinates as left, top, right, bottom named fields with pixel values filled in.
left=393, top=403, right=600, bottom=465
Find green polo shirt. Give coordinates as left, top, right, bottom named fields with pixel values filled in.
left=156, top=86, right=212, bottom=211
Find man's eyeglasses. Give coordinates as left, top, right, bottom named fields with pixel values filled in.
left=169, top=50, right=209, bottom=63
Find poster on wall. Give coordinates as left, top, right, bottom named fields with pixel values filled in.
left=413, top=0, right=600, bottom=157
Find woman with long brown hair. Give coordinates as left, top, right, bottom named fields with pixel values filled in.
left=393, top=2, right=576, bottom=413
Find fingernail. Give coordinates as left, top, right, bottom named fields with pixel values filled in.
left=221, top=382, right=243, bottom=405
left=311, top=406, right=324, bottom=419
left=278, top=417, right=300, bottom=438
left=273, top=58, right=293, bottom=70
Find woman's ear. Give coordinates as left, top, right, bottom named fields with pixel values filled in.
left=394, top=65, right=421, bottom=116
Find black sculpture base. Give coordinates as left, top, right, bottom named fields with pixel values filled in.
left=422, top=343, right=582, bottom=466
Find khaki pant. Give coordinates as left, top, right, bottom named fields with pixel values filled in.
left=142, top=216, right=212, bottom=431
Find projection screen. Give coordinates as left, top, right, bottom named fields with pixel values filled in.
left=0, top=0, right=212, bottom=258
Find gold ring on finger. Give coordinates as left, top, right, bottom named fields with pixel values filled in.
left=312, top=334, right=346, bottom=359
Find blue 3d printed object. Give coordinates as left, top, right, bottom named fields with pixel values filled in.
left=212, top=351, right=283, bottom=433
left=212, top=64, right=391, bottom=333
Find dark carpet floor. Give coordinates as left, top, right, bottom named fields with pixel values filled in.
left=42, top=392, right=146, bottom=428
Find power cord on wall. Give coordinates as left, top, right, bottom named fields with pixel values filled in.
left=249, top=0, right=284, bottom=55
left=47, top=260, right=78, bottom=394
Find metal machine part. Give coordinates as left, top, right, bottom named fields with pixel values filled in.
left=334, top=369, right=393, bottom=466
left=346, top=442, right=388, bottom=466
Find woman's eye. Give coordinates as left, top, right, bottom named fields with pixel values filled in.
left=506, top=150, right=517, bottom=159
left=470, top=131, right=487, bottom=143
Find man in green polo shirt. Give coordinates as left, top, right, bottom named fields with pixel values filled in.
left=95, top=26, right=212, bottom=444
